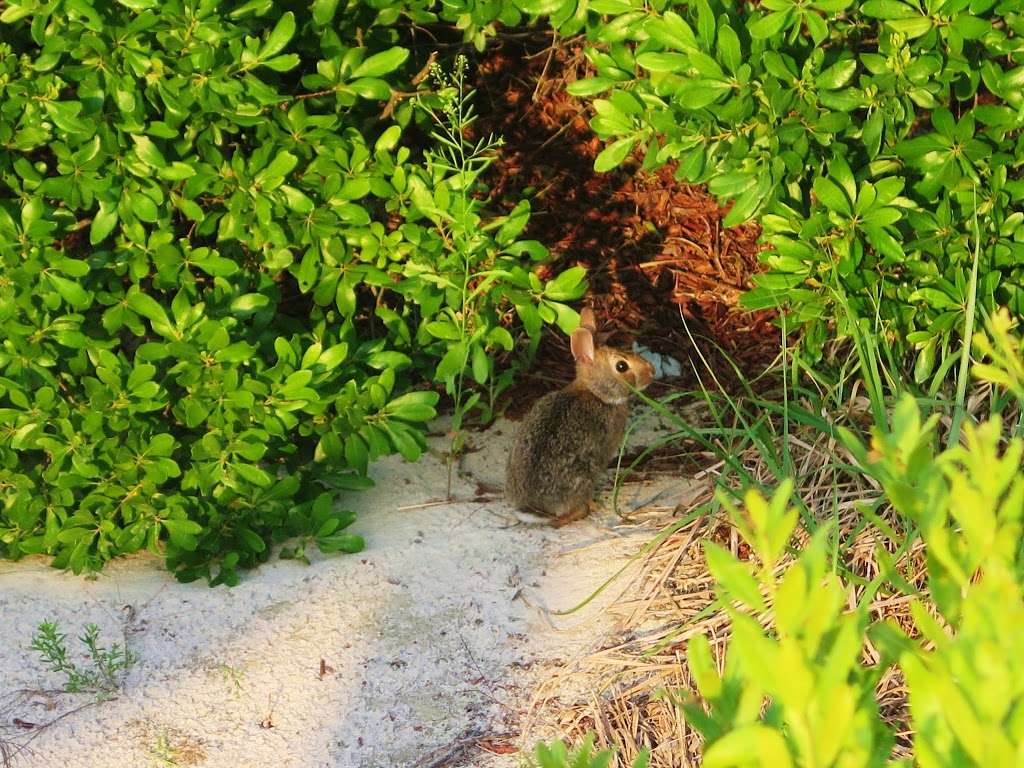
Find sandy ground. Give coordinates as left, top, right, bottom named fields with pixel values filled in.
left=0, top=417, right=677, bottom=768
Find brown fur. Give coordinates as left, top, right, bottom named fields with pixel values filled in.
left=505, top=319, right=655, bottom=524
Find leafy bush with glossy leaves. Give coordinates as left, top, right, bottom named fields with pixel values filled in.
left=0, top=2, right=583, bottom=584
left=520, top=0, right=1024, bottom=384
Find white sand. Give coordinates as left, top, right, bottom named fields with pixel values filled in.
left=0, top=418, right=675, bottom=768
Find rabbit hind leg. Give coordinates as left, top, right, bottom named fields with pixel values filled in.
left=551, top=498, right=600, bottom=528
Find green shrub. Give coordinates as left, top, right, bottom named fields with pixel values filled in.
left=0, top=3, right=583, bottom=584
left=676, top=395, right=1024, bottom=766
left=519, top=0, right=1024, bottom=382
left=973, top=307, right=1024, bottom=414
left=688, top=483, right=893, bottom=767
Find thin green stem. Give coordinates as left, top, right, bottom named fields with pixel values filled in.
left=948, top=189, right=981, bottom=449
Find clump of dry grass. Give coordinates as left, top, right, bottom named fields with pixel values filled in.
left=521, top=406, right=930, bottom=767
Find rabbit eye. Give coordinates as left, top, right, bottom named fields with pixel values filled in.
left=615, top=360, right=629, bottom=373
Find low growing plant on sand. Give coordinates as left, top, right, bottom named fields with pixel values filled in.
left=29, top=620, right=137, bottom=698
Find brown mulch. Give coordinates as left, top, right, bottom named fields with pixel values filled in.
left=468, top=34, right=779, bottom=413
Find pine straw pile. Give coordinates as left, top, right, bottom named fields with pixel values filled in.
left=519, top=409, right=928, bottom=767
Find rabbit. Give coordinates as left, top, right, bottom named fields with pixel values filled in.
left=505, top=307, right=656, bottom=527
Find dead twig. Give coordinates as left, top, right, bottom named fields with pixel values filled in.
left=413, top=727, right=488, bottom=768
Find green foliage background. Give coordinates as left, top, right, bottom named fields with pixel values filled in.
left=523, top=0, right=1024, bottom=386
left=0, top=1, right=585, bottom=584
left=683, top=398, right=1024, bottom=767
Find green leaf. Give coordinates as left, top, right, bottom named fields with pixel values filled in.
left=496, top=200, right=531, bottom=245
left=233, top=462, right=273, bottom=488
left=345, top=433, right=369, bottom=474
left=192, top=252, right=239, bottom=277
left=749, top=10, right=790, bottom=38
left=46, top=273, right=91, bottom=309
left=10, top=423, right=42, bottom=450
left=674, top=79, right=731, bottom=109
left=589, top=0, right=633, bottom=11
left=687, top=634, right=722, bottom=699
left=261, top=54, right=300, bottom=72
left=516, top=0, right=570, bottom=15
left=157, top=162, right=197, bottom=181
left=435, top=342, right=467, bottom=386
left=805, top=11, right=828, bottom=43
left=863, top=110, right=884, bottom=158
left=812, top=176, right=852, bottom=215
left=566, top=77, right=615, bottom=96
left=385, top=391, right=440, bottom=422
left=425, top=320, right=463, bottom=340
left=697, top=0, right=716, bottom=47
left=127, top=288, right=170, bottom=326
left=316, top=431, right=344, bottom=463
left=317, top=532, right=364, bottom=554
left=90, top=202, right=119, bottom=245
left=385, top=422, right=424, bottom=462
left=703, top=542, right=765, bottom=611
left=375, top=125, right=402, bottom=153
left=544, top=266, right=588, bottom=301
left=721, top=183, right=766, bottom=227
left=260, top=11, right=295, bottom=59
left=231, top=293, right=271, bottom=313
left=163, top=519, right=202, bottom=551
left=909, top=287, right=960, bottom=310
left=471, top=343, right=489, bottom=385
left=238, top=528, right=266, bottom=554
left=860, top=0, right=918, bottom=17
left=131, top=134, right=167, bottom=168
left=1, top=5, right=34, bottom=22
left=717, top=22, right=742, bottom=74
left=636, top=52, right=689, bottom=72
left=216, top=342, right=256, bottom=363
left=348, top=77, right=391, bottom=100
left=130, top=192, right=159, bottom=222
left=593, top=135, right=637, bottom=172
left=816, top=58, right=857, bottom=90
left=863, top=225, right=904, bottom=261
left=318, top=343, right=349, bottom=370
left=312, top=0, right=340, bottom=24
left=704, top=725, right=793, bottom=768
left=255, top=152, right=298, bottom=186
left=951, top=14, right=989, bottom=38
left=887, top=16, right=933, bottom=36
left=44, top=102, right=91, bottom=134
left=709, top=171, right=756, bottom=198
left=351, top=47, right=410, bottom=79
left=516, top=302, right=542, bottom=337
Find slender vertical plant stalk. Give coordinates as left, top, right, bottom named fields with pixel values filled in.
left=417, top=56, right=504, bottom=497
left=948, top=191, right=982, bottom=449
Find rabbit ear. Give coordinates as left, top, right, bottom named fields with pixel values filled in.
left=578, top=307, right=597, bottom=332
left=570, top=320, right=595, bottom=364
